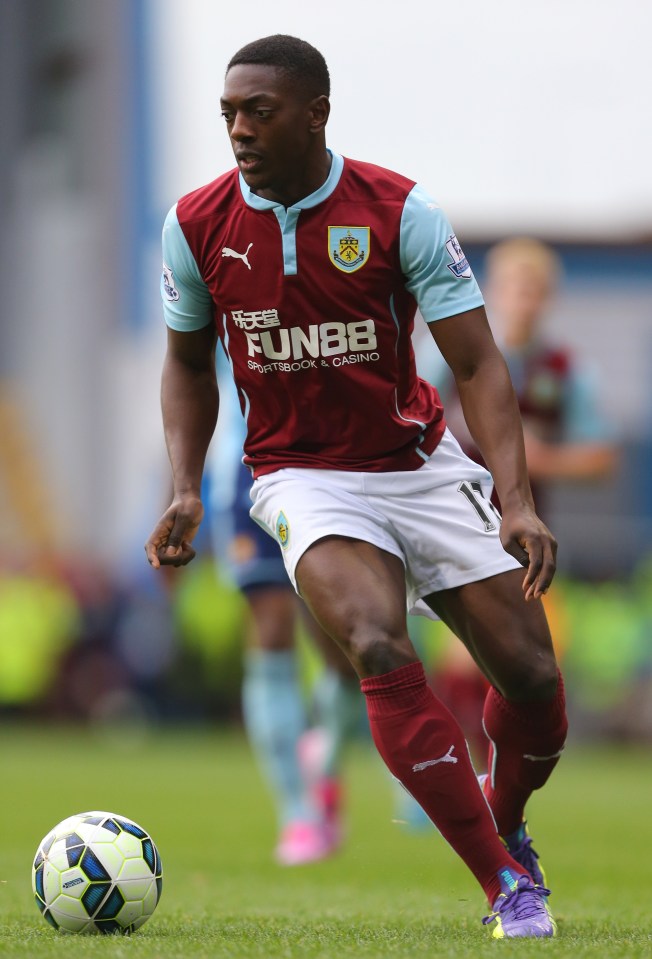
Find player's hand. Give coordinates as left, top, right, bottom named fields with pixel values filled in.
left=144, top=494, right=204, bottom=569
left=499, top=504, right=557, bottom=601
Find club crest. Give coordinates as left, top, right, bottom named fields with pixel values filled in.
left=328, top=226, right=370, bottom=273
left=276, top=511, right=290, bottom=549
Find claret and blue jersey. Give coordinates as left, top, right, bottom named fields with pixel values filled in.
left=161, top=151, right=484, bottom=477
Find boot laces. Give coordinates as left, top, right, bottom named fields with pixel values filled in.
left=483, top=876, right=551, bottom=926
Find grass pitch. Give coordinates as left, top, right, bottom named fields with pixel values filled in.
left=1, top=724, right=650, bottom=958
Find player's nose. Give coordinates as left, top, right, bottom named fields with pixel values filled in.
left=230, top=111, right=255, bottom=141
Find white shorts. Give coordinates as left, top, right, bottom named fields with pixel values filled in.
left=249, top=429, right=522, bottom=620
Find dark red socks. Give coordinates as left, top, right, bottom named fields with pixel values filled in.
left=361, top=661, right=525, bottom=904
left=482, top=670, right=568, bottom=836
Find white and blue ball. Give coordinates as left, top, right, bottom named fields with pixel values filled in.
left=32, top=811, right=162, bottom=934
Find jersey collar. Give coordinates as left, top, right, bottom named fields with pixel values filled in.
left=238, top=150, right=344, bottom=212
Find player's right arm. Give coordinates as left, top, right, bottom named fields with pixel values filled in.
left=145, top=205, right=218, bottom=569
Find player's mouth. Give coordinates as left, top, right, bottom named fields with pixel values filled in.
left=236, top=152, right=264, bottom=174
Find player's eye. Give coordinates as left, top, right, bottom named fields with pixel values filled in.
left=221, top=111, right=234, bottom=123
left=254, top=109, right=273, bottom=119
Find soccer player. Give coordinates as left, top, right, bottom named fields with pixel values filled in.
left=206, top=378, right=360, bottom=864
left=146, top=35, right=568, bottom=938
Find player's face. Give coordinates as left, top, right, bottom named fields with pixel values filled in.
left=487, top=262, right=552, bottom=347
left=221, top=64, right=328, bottom=206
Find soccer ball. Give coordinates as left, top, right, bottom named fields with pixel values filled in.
left=31, top=811, right=163, bottom=934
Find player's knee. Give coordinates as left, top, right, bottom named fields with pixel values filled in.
left=500, top=652, right=559, bottom=702
left=346, top=628, right=414, bottom=677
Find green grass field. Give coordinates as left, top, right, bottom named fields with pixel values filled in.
left=1, top=724, right=650, bottom=958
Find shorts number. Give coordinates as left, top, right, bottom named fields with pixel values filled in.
left=457, top=481, right=500, bottom=532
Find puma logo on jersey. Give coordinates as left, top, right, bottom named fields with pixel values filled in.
left=222, top=243, right=253, bottom=270
left=412, top=745, right=458, bottom=772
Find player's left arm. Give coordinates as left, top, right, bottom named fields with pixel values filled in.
left=400, top=185, right=555, bottom=598
left=429, top=306, right=556, bottom=600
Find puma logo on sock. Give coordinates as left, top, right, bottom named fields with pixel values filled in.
left=412, top=745, right=458, bottom=772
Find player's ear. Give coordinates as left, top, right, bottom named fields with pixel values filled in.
left=308, top=95, right=330, bottom=134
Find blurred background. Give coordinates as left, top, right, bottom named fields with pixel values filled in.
left=0, top=0, right=651, bottom=741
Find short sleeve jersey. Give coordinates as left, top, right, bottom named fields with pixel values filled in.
left=162, top=152, right=484, bottom=477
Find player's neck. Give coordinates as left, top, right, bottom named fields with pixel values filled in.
left=256, top=148, right=332, bottom=208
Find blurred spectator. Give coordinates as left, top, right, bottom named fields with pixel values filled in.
left=444, top=238, right=617, bottom=508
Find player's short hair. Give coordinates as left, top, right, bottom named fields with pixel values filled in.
left=227, top=35, right=330, bottom=100
left=486, top=237, right=561, bottom=291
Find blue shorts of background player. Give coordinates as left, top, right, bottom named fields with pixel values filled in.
left=221, top=460, right=289, bottom=591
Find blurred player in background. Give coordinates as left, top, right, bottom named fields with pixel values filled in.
left=206, top=366, right=361, bottom=865
left=444, top=237, right=617, bottom=510
left=427, top=237, right=617, bottom=762
left=147, top=35, right=568, bottom=938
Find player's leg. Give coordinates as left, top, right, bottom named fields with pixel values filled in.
left=242, top=587, right=346, bottom=864
left=424, top=568, right=567, bottom=883
left=430, top=633, right=490, bottom=769
left=296, top=536, right=537, bottom=910
left=397, top=633, right=489, bottom=831
left=250, top=465, right=554, bottom=934
left=298, top=610, right=362, bottom=846
left=377, top=427, right=566, bottom=886
left=241, top=585, right=317, bottom=834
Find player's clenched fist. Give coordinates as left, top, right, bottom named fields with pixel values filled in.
left=145, top=495, right=204, bottom=568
